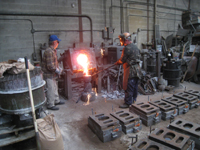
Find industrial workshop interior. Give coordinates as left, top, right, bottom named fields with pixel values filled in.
left=1, top=0, right=200, bottom=150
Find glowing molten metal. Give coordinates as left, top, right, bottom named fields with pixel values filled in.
left=77, top=54, right=90, bottom=76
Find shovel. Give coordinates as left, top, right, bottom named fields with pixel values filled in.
left=24, top=57, right=41, bottom=150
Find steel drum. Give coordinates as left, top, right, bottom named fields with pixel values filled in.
left=0, top=67, right=46, bottom=114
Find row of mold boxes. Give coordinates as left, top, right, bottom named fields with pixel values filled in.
left=130, top=118, right=200, bottom=149
left=87, top=90, right=200, bottom=149
left=88, top=110, right=142, bottom=143
left=130, top=90, right=200, bottom=127
left=129, top=89, right=200, bottom=150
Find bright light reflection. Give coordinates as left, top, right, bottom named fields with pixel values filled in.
left=77, top=54, right=89, bottom=76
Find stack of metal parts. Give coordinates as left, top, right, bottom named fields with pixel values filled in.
left=162, top=96, right=189, bottom=115
left=88, top=113, right=122, bottom=143
left=130, top=127, right=195, bottom=150
left=169, top=118, right=200, bottom=149
left=173, top=92, right=199, bottom=109
left=149, top=100, right=178, bottom=120
left=129, top=138, right=175, bottom=150
left=184, top=89, right=200, bottom=99
left=129, top=102, right=161, bottom=126
left=149, top=128, right=195, bottom=150
left=110, top=110, right=142, bottom=134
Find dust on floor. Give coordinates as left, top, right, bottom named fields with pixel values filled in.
left=47, top=81, right=200, bottom=150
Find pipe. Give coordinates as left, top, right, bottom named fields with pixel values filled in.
left=110, top=5, right=182, bottom=16
left=109, top=5, right=181, bottom=34
left=34, top=30, right=102, bottom=32
left=120, top=0, right=123, bottom=33
left=154, top=0, right=157, bottom=51
left=91, top=64, right=115, bottom=76
left=78, top=0, right=83, bottom=43
left=147, top=0, right=149, bottom=42
left=0, top=13, right=93, bottom=45
left=140, top=29, right=177, bottom=32
left=127, top=14, right=181, bottom=21
left=156, top=51, right=161, bottom=81
left=188, top=0, right=191, bottom=10
left=104, top=0, right=107, bottom=27
left=0, top=18, right=36, bottom=60
left=123, top=0, right=187, bottom=12
left=110, top=0, right=113, bottom=27
left=108, top=1, right=185, bottom=41
left=125, top=3, right=128, bottom=32
left=0, top=18, right=100, bottom=62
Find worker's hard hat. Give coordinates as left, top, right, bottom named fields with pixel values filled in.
left=123, top=32, right=131, bottom=39
left=118, top=32, right=131, bottom=40
left=49, top=35, right=61, bottom=42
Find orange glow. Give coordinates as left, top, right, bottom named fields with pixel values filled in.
left=77, top=54, right=89, bottom=76
left=113, top=128, right=119, bottom=132
left=83, top=94, right=91, bottom=106
left=155, top=112, right=159, bottom=117
left=101, top=48, right=104, bottom=56
left=92, top=88, right=98, bottom=96
left=135, top=123, right=140, bottom=127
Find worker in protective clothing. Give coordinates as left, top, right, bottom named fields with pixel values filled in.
left=115, top=32, right=141, bottom=108
left=42, top=35, right=65, bottom=110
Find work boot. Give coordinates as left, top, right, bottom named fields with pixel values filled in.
left=48, top=106, right=59, bottom=110
left=119, top=103, right=130, bottom=108
left=55, top=101, right=65, bottom=105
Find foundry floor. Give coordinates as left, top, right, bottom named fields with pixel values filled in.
left=47, top=81, right=200, bottom=150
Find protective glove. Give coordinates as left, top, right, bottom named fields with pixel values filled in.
left=114, top=61, right=120, bottom=65
left=59, top=66, right=63, bottom=74
left=55, top=68, right=62, bottom=76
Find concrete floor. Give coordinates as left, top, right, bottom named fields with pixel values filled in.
left=47, top=81, right=200, bottom=150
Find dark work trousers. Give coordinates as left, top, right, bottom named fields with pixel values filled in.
left=124, top=77, right=139, bottom=105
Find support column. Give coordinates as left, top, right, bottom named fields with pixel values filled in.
left=64, top=70, right=72, bottom=99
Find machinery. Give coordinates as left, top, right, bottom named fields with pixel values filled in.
left=0, top=67, right=46, bottom=148
left=57, top=46, right=97, bottom=100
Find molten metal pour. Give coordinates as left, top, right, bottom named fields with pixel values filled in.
left=76, top=54, right=95, bottom=103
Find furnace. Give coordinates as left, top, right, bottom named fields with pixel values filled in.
left=59, top=47, right=97, bottom=101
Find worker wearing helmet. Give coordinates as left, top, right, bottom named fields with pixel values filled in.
left=115, top=32, right=141, bottom=108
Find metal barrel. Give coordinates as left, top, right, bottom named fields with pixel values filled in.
left=163, top=60, right=182, bottom=87
left=0, top=67, right=46, bottom=114
left=147, top=52, right=156, bottom=74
